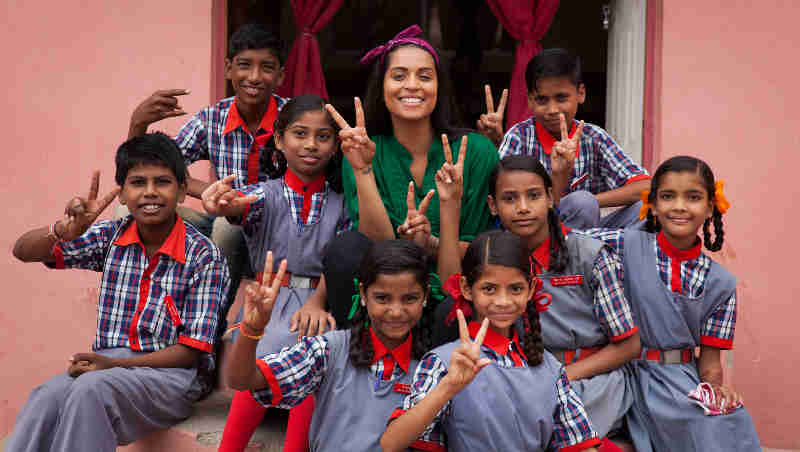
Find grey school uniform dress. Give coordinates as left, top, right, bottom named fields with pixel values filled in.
left=236, top=178, right=349, bottom=356
left=622, top=230, right=760, bottom=452
left=539, top=232, right=634, bottom=437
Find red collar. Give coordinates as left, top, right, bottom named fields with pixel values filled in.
left=370, top=327, right=412, bottom=374
left=530, top=223, right=571, bottom=273
left=114, top=217, right=186, bottom=264
left=468, top=321, right=526, bottom=361
left=535, top=120, right=578, bottom=155
left=657, top=231, right=701, bottom=262
left=284, top=168, right=326, bottom=196
left=223, top=96, right=278, bottom=136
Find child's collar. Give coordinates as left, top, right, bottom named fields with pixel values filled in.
left=529, top=222, right=570, bottom=273
left=535, top=119, right=578, bottom=155
left=114, top=216, right=186, bottom=264
left=657, top=231, right=702, bottom=262
left=369, top=327, right=412, bottom=374
left=223, top=95, right=278, bottom=136
left=284, top=168, right=326, bottom=196
left=468, top=321, right=526, bottom=361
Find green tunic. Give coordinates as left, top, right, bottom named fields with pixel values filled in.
left=342, top=132, right=498, bottom=242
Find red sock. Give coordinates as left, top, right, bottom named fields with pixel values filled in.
left=599, top=437, right=625, bottom=452
left=218, top=390, right=268, bottom=452
left=282, top=396, right=315, bottom=452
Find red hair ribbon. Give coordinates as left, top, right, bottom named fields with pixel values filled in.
left=443, top=273, right=472, bottom=325
left=531, top=277, right=552, bottom=313
left=360, top=25, right=440, bottom=68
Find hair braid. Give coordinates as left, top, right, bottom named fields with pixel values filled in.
left=347, top=303, right=375, bottom=369
left=521, top=299, right=544, bottom=366
left=547, top=208, right=569, bottom=273
left=258, top=142, right=288, bottom=180
left=644, top=208, right=660, bottom=233
left=411, top=296, right=437, bottom=361
left=703, top=206, right=725, bottom=252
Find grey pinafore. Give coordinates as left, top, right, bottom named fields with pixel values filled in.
left=237, top=179, right=348, bottom=355
left=539, top=232, right=632, bottom=437
left=622, top=230, right=760, bottom=452
left=432, top=341, right=563, bottom=451
left=308, top=330, right=418, bottom=452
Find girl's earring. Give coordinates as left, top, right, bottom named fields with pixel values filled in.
left=422, top=297, right=427, bottom=308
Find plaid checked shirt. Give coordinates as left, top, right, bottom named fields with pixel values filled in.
left=251, top=329, right=412, bottom=408
left=392, top=322, right=599, bottom=452
left=49, top=217, right=229, bottom=358
left=587, top=229, right=737, bottom=349
left=498, top=118, right=650, bottom=196
left=175, top=95, right=287, bottom=190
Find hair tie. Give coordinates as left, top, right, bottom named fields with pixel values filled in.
left=531, top=277, right=552, bottom=313
left=714, top=180, right=731, bottom=214
left=443, top=273, right=473, bottom=325
left=638, top=189, right=653, bottom=220
left=360, top=25, right=439, bottom=68
left=347, top=278, right=361, bottom=321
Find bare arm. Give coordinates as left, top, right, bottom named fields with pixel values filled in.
left=435, top=135, right=468, bottom=282
left=595, top=178, right=650, bottom=208
left=187, top=176, right=213, bottom=200
left=354, top=166, right=396, bottom=240
left=14, top=226, right=61, bottom=263
left=697, top=346, right=724, bottom=387
left=565, top=332, right=641, bottom=381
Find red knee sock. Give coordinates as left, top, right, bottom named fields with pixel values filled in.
left=282, top=396, right=315, bottom=452
left=218, top=390, right=268, bottom=452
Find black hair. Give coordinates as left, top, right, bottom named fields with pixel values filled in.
left=115, top=132, right=187, bottom=186
left=488, top=155, right=569, bottom=273
left=227, top=23, right=286, bottom=65
left=258, top=94, right=343, bottom=193
left=525, top=48, right=583, bottom=93
left=643, top=155, right=725, bottom=252
left=348, top=240, right=436, bottom=368
left=362, top=42, right=468, bottom=141
left=462, top=230, right=544, bottom=366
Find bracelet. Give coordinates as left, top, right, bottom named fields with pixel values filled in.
left=239, top=322, right=264, bottom=340
left=46, top=221, right=64, bottom=242
left=358, top=166, right=373, bottom=175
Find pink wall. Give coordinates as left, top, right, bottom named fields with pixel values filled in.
left=0, top=0, right=214, bottom=439
left=656, top=1, right=799, bottom=448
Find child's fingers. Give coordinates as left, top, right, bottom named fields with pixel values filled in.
left=218, top=190, right=239, bottom=206
left=484, top=84, right=495, bottom=114
left=456, top=135, right=468, bottom=171
left=476, top=357, right=492, bottom=371
left=155, top=88, right=190, bottom=98
left=559, top=113, right=568, bottom=141
left=270, top=259, right=288, bottom=294
left=441, top=134, right=453, bottom=165
left=233, top=194, right=259, bottom=208
left=417, top=190, right=435, bottom=216
left=354, top=97, right=366, bottom=128
left=325, top=104, right=351, bottom=130
left=326, top=313, right=337, bottom=332
left=406, top=181, right=416, bottom=211
left=456, top=309, right=470, bottom=343
left=220, top=174, right=237, bottom=187
left=497, top=88, right=508, bottom=115
left=473, top=317, right=490, bottom=350
left=261, top=251, right=274, bottom=287
left=95, top=188, right=121, bottom=214
left=88, top=170, right=101, bottom=201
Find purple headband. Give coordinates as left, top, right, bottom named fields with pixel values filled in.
left=360, top=25, right=439, bottom=68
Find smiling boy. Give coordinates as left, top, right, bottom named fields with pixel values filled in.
left=499, top=49, right=650, bottom=230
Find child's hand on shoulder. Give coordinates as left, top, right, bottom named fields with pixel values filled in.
left=476, top=85, right=507, bottom=145
left=435, top=134, right=467, bottom=203
left=326, top=98, right=376, bottom=174
left=442, top=311, right=491, bottom=395
left=397, top=182, right=434, bottom=250
left=550, top=113, right=583, bottom=176
left=67, top=352, right=116, bottom=377
left=243, top=251, right=288, bottom=332
left=201, top=175, right=257, bottom=217
left=59, top=171, right=120, bottom=242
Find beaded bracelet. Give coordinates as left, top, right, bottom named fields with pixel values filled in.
left=46, top=220, right=64, bottom=242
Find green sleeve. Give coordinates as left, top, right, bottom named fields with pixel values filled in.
left=458, top=133, right=499, bottom=242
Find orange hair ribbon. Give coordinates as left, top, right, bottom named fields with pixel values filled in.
left=638, top=189, right=652, bottom=220
left=714, top=180, right=731, bottom=214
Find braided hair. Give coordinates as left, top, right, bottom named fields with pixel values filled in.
left=643, top=156, right=724, bottom=252
left=258, top=94, right=343, bottom=193
left=348, top=240, right=436, bottom=368
left=462, top=230, right=544, bottom=366
left=489, top=155, right=569, bottom=273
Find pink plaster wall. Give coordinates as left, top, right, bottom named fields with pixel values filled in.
left=657, top=1, right=799, bottom=447
left=0, top=0, right=214, bottom=439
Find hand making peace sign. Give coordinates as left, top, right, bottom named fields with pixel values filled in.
left=201, top=174, right=259, bottom=217
left=58, top=171, right=121, bottom=242
left=434, top=134, right=468, bottom=203
left=550, top=113, right=584, bottom=176
left=242, top=251, right=288, bottom=332
left=443, top=310, right=492, bottom=393
left=325, top=98, right=376, bottom=173
left=397, top=182, right=435, bottom=248
left=476, top=85, right=508, bottom=145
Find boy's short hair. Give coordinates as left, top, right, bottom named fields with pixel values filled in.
left=525, top=48, right=583, bottom=92
left=115, top=132, right=187, bottom=186
left=227, top=23, right=286, bottom=65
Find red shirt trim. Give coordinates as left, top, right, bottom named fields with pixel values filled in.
left=223, top=97, right=278, bottom=136
left=560, top=437, right=602, bottom=452
left=624, top=174, right=651, bottom=185
left=700, top=335, right=733, bottom=350
left=468, top=321, right=526, bottom=364
left=610, top=326, right=638, bottom=343
left=255, top=359, right=284, bottom=406
left=656, top=232, right=702, bottom=293
left=536, top=120, right=578, bottom=156
left=114, top=217, right=187, bottom=264
left=178, top=336, right=213, bottom=353
left=284, top=169, right=327, bottom=224
left=52, top=243, right=66, bottom=269
left=370, top=327, right=412, bottom=376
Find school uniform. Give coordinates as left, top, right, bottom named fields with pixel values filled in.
left=233, top=170, right=351, bottom=355
left=7, top=216, right=229, bottom=452
left=588, top=228, right=760, bottom=452
left=251, top=328, right=420, bottom=451
left=393, top=322, right=601, bottom=452
left=499, top=118, right=649, bottom=229
left=532, top=228, right=638, bottom=437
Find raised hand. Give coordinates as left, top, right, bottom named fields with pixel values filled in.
left=443, top=310, right=491, bottom=392
left=326, top=98, right=376, bottom=173
left=59, top=171, right=120, bottom=242
left=476, top=85, right=508, bottom=144
left=129, top=89, right=190, bottom=137
left=550, top=113, right=584, bottom=176
left=397, top=182, right=434, bottom=248
left=201, top=174, right=258, bottom=216
left=435, top=134, right=467, bottom=203
left=242, top=251, right=288, bottom=332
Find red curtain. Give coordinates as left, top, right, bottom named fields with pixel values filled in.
left=276, top=0, right=345, bottom=100
left=485, top=0, right=560, bottom=129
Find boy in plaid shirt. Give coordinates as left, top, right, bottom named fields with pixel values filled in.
left=498, top=48, right=650, bottom=230
left=8, top=133, right=229, bottom=452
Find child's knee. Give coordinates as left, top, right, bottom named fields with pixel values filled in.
left=558, top=190, right=600, bottom=229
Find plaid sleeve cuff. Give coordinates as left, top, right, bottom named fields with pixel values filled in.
left=700, top=335, right=733, bottom=350
left=609, top=326, right=638, bottom=343
left=178, top=335, right=213, bottom=353
left=253, top=359, right=283, bottom=406
left=624, top=174, right=651, bottom=185
left=559, top=437, right=602, bottom=452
